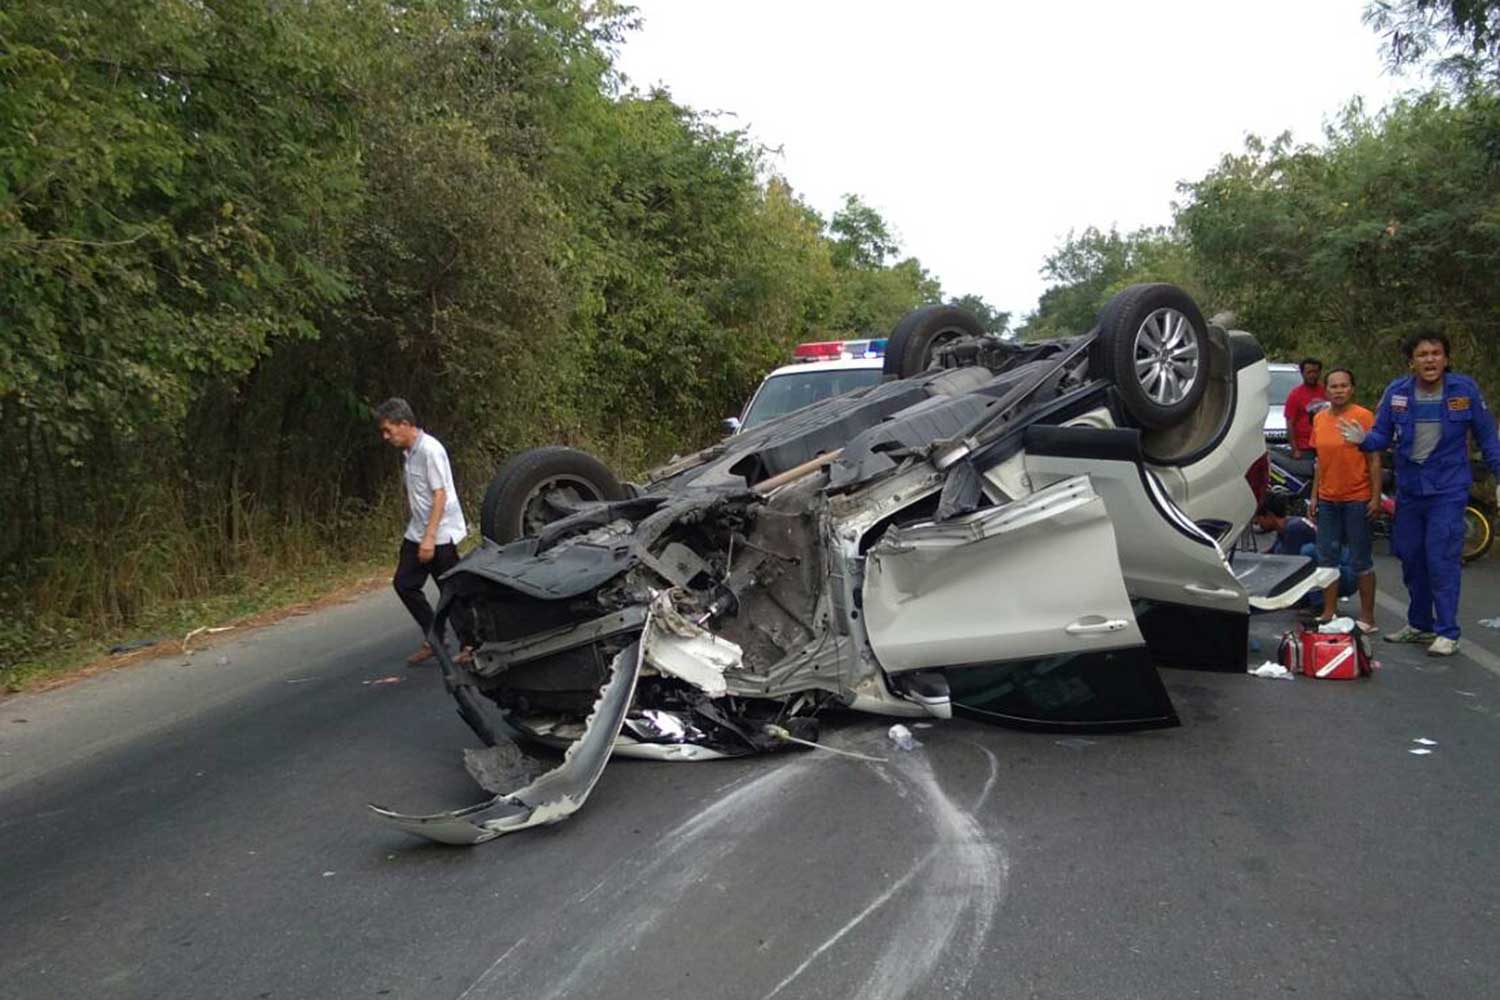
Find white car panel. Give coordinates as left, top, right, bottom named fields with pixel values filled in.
left=862, top=476, right=1145, bottom=672
left=1022, top=450, right=1250, bottom=614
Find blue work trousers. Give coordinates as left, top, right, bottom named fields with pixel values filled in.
left=1392, top=492, right=1469, bottom=640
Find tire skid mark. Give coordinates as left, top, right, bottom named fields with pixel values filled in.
left=481, top=757, right=819, bottom=1000
left=832, top=744, right=1007, bottom=1000
left=460, top=735, right=1007, bottom=1000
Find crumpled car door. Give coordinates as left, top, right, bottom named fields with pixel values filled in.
left=861, top=475, right=1178, bottom=731
left=862, top=475, right=1144, bottom=671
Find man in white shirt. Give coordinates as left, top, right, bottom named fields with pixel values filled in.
left=374, top=398, right=468, bottom=665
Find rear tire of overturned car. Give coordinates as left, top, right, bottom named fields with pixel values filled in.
left=480, top=446, right=627, bottom=544
left=882, top=306, right=987, bottom=380
left=1094, top=283, right=1210, bottom=430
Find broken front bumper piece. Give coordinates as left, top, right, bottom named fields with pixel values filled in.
left=368, top=636, right=645, bottom=846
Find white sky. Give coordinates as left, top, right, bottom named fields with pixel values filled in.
left=613, top=0, right=1415, bottom=323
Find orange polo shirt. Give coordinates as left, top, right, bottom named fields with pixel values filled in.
left=1312, top=405, right=1375, bottom=501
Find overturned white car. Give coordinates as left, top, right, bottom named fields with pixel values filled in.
left=372, top=284, right=1334, bottom=844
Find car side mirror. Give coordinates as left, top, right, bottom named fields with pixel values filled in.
left=721, top=416, right=742, bottom=435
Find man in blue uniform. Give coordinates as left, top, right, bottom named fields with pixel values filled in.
left=1340, top=332, right=1500, bottom=655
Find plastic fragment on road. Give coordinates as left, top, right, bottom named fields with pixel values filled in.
left=1054, top=737, right=1097, bottom=749
left=887, top=724, right=921, bottom=751
left=1478, top=618, right=1500, bottom=629
left=1409, top=748, right=1434, bottom=756
left=1248, top=661, right=1294, bottom=680
left=364, top=676, right=403, bottom=686
left=368, top=633, right=646, bottom=846
left=1412, top=737, right=1438, bottom=746
left=1317, top=617, right=1357, bottom=635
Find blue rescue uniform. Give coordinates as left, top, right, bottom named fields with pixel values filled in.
left=1361, top=372, right=1500, bottom=639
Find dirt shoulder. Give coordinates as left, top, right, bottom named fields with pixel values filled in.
left=1, top=562, right=391, bottom=698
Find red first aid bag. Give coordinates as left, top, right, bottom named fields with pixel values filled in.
left=1276, top=627, right=1373, bottom=680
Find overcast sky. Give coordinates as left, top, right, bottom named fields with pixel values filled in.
left=613, top=0, right=1416, bottom=324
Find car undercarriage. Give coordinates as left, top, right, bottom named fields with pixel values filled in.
left=371, top=284, right=1336, bottom=845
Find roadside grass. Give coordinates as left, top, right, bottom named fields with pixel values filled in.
left=0, top=553, right=394, bottom=695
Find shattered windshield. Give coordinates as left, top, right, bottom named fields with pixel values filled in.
left=742, top=368, right=884, bottom=429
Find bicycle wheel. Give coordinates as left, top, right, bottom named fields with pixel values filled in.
left=1461, top=506, right=1493, bottom=563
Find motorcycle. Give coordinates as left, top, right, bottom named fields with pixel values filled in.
left=1266, top=445, right=1314, bottom=516
left=1268, top=444, right=1494, bottom=562
left=1371, top=464, right=1495, bottom=564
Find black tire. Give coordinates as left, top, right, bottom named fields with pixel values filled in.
left=881, top=306, right=987, bottom=380
left=1093, top=283, right=1210, bottom=430
left=480, top=446, right=626, bottom=543
left=1462, top=505, right=1493, bottom=563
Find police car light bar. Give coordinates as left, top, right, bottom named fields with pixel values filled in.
left=792, top=338, right=888, bottom=361
left=793, top=341, right=843, bottom=359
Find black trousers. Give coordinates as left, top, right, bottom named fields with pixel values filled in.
left=393, top=539, right=459, bottom=640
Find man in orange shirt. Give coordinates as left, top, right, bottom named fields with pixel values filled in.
left=1308, top=368, right=1381, bottom=630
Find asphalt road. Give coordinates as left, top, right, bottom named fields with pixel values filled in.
left=3, top=554, right=1499, bottom=1000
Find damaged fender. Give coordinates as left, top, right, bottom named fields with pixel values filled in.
left=368, top=632, right=646, bottom=846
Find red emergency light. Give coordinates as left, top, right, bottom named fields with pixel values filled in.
left=793, top=341, right=844, bottom=360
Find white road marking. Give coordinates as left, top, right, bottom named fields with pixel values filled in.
left=1373, top=591, right=1500, bottom=678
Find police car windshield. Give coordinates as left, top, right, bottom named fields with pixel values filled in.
left=742, top=368, right=884, bottom=429
left=1267, top=369, right=1303, bottom=406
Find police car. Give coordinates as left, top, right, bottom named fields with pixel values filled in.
left=724, top=338, right=889, bottom=434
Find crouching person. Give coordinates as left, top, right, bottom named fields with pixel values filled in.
left=1254, top=493, right=1357, bottom=611
left=374, top=397, right=469, bottom=665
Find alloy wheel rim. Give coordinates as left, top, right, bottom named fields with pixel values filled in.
left=1132, top=307, right=1201, bottom=406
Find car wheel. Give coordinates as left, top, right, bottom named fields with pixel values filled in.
left=1094, top=284, right=1209, bottom=430
left=480, top=446, right=627, bottom=543
left=882, top=306, right=987, bottom=380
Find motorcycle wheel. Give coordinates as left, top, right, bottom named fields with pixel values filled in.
left=1461, top=505, right=1493, bottom=563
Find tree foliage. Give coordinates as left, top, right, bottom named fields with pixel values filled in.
left=1019, top=226, right=1199, bottom=340
left=0, top=0, right=972, bottom=666
left=1366, top=0, right=1500, bottom=84
left=1178, top=92, right=1500, bottom=394
left=1026, top=85, right=1500, bottom=411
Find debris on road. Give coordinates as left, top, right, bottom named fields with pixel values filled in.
left=1478, top=617, right=1500, bottom=629
left=1412, top=737, right=1438, bottom=746
left=369, top=639, right=644, bottom=846
left=107, top=638, right=160, bottom=655
left=887, top=724, right=921, bottom=751
left=1248, top=661, right=1294, bottom=680
left=364, top=676, right=404, bottom=687
left=765, top=724, right=886, bottom=762
left=182, top=625, right=235, bottom=653
left=1409, top=748, right=1434, bottom=756
left=1317, top=617, right=1357, bottom=634
left=464, top=744, right=549, bottom=794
